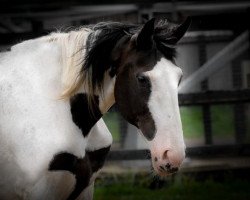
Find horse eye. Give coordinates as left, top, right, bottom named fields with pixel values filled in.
left=136, top=74, right=149, bottom=84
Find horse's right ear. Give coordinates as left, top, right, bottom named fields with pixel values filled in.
left=135, top=18, right=155, bottom=50
left=167, top=17, right=191, bottom=44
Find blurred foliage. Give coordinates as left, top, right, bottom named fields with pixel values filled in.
left=211, top=105, right=234, bottom=137
left=103, top=111, right=120, bottom=142
left=180, top=106, right=204, bottom=139
left=180, top=105, right=235, bottom=139
left=103, top=105, right=250, bottom=143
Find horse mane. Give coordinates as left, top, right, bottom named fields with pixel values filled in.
left=49, top=20, right=177, bottom=105
left=42, top=28, right=91, bottom=99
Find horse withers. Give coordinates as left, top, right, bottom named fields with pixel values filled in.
left=0, top=17, right=190, bottom=199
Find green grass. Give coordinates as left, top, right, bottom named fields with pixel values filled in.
left=94, top=177, right=250, bottom=200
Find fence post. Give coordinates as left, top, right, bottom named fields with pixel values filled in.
left=232, top=43, right=247, bottom=144
left=199, top=36, right=213, bottom=145
left=232, top=58, right=247, bottom=144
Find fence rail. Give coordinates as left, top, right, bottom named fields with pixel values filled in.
left=178, top=89, right=250, bottom=106
left=107, top=144, right=250, bottom=161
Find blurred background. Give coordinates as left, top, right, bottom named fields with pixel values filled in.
left=1, top=0, right=250, bottom=199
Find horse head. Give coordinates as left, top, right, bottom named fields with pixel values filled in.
left=113, top=18, right=191, bottom=176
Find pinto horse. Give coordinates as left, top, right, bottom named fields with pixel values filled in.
left=0, top=17, right=191, bottom=200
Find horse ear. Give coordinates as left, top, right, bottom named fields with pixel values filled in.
left=136, top=18, right=155, bottom=50
left=168, top=17, right=191, bottom=44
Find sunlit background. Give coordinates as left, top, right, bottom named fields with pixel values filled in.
left=1, top=0, right=250, bottom=199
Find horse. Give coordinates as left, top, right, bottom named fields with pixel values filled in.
left=0, top=17, right=191, bottom=200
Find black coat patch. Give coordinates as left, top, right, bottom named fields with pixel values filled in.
left=114, top=49, right=158, bottom=141
left=49, top=153, right=91, bottom=200
left=86, top=146, right=111, bottom=173
left=70, top=93, right=102, bottom=137
left=49, top=146, right=111, bottom=200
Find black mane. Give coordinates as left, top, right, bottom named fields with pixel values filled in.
left=82, top=20, right=177, bottom=94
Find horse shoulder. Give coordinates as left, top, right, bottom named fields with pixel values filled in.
left=0, top=39, right=88, bottom=199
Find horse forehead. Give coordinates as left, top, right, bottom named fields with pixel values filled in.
left=145, top=58, right=181, bottom=82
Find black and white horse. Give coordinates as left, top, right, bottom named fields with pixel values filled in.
left=0, top=17, right=190, bottom=200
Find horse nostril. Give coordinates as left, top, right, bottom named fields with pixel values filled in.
left=159, top=166, right=165, bottom=171
left=165, top=163, right=171, bottom=169
left=162, top=150, right=169, bottom=160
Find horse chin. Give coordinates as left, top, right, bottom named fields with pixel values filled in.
left=156, top=169, right=177, bottom=177
left=152, top=165, right=177, bottom=178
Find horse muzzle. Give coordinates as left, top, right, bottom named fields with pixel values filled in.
left=150, top=147, right=185, bottom=177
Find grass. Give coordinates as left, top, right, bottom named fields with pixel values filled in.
left=94, top=176, right=250, bottom=200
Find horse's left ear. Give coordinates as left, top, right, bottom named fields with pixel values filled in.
left=168, top=17, right=191, bottom=44
left=136, top=18, right=155, bottom=50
